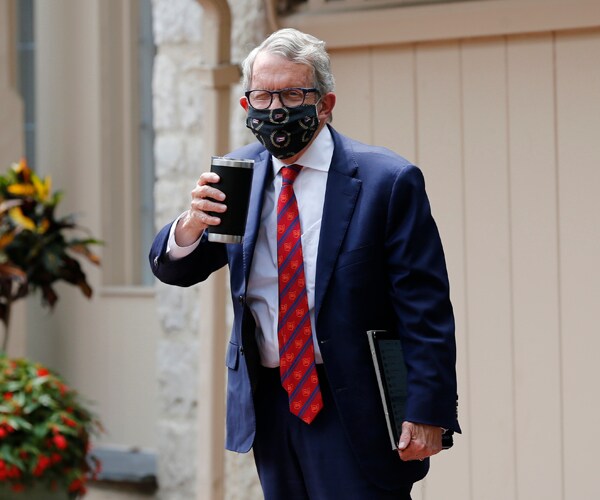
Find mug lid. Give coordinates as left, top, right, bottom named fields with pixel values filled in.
left=211, top=156, right=254, bottom=168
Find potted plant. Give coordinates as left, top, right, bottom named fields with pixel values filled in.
left=0, top=159, right=102, bottom=497
left=0, top=357, right=102, bottom=498
left=0, top=158, right=101, bottom=350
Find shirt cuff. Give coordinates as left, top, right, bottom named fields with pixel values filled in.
left=166, top=212, right=203, bottom=260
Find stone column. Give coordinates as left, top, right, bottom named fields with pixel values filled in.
left=152, top=2, right=206, bottom=498
left=151, top=0, right=267, bottom=498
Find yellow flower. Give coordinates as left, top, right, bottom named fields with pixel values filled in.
left=7, top=184, right=36, bottom=196
left=33, top=174, right=52, bottom=202
left=9, top=207, right=36, bottom=231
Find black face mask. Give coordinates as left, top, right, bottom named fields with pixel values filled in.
left=246, top=105, right=320, bottom=160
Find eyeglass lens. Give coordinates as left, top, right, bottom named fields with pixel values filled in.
left=247, top=88, right=316, bottom=109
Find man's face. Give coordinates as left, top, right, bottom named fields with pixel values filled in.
left=240, top=51, right=335, bottom=164
left=248, top=51, right=318, bottom=109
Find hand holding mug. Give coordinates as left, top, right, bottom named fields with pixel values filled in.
left=175, top=171, right=226, bottom=247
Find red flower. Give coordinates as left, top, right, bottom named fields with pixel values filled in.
left=61, top=415, right=77, bottom=427
left=52, top=434, right=68, bottom=450
left=3, top=392, right=13, bottom=400
left=0, top=423, right=14, bottom=438
left=7, top=465, right=21, bottom=479
left=11, top=483, right=26, bottom=492
left=37, top=367, right=50, bottom=377
left=33, top=455, right=52, bottom=477
left=68, top=478, right=86, bottom=494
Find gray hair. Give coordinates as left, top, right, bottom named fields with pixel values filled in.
left=241, top=28, right=335, bottom=96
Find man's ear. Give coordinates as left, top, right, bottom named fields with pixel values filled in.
left=240, top=96, right=249, bottom=111
left=318, top=92, right=336, bottom=122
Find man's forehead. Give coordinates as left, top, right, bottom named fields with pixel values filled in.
left=251, top=52, right=313, bottom=87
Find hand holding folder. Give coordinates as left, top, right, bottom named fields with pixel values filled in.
left=367, top=330, right=454, bottom=452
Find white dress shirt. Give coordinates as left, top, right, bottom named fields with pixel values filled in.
left=167, top=126, right=334, bottom=367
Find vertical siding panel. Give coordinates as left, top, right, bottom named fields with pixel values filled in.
left=371, top=45, right=416, bottom=161
left=507, top=33, right=563, bottom=500
left=555, top=29, right=600, bottom=500
left=461, top=37, right=516, bottom=500
left=369, top=46, right=421, bottom=500
left=411, top=479, right=424, bottom=500
left=415, top=41, right=471, bottom=500
left=330, top=48, right=372, bottom=143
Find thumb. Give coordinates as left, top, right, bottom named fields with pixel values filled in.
left=398, top=421, right=413, bottom=450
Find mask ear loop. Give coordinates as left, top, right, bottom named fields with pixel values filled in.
left=314, top=94, right=330, bottom=124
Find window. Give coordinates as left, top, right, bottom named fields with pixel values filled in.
left=17, top=0, right=156, bottom=287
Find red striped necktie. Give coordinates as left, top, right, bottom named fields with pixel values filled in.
left=277, top=164, right=323, bottom=424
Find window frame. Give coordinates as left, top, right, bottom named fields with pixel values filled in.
left=97, top=0, right=155, bottom=287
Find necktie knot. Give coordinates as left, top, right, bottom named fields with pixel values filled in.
left=281, top=164, right=302, bottom=185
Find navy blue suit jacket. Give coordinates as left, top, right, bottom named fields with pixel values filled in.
left=149, top=126, right=460, bottom=489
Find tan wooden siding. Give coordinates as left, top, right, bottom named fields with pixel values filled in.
left=555, top=29, right=600, bottom=500
left=330, top=29, right=600, bottom=500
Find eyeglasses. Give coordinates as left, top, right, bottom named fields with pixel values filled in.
left=245, top=87, right=319, bottom=110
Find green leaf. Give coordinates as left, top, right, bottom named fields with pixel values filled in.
left=3, top=380, right=24, bottom=392
left=37, top=393, right=56, bottom=408
left=13, top=391, right=27, bottom=407
left=31, top=375, right=50, bottom=387
left=23, top=400, right=41, bottom=414
left=6, top=415, right=33, bottom=432
left=32, top=423, right=50, bottom=439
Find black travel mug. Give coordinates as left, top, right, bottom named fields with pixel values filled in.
left=207, top=156, right=254, bottom=244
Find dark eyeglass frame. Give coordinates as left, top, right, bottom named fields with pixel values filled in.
left=245, top=87, right=320, bottom=109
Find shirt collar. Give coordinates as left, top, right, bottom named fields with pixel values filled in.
left=272, top=125, right=333, bottom=177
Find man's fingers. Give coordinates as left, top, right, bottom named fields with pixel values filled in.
left=191, top=196, right=227, bottom=215
left=398, top=422, right=443, bottom=461
left=199, top=171, right=221, bottom=186
left=397, top=422, right=413, bottom=450
left=188, top=173, right=227, bottom=226
left=173, top=173, right=226, bottom=246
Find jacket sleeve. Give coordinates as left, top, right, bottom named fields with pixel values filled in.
left=149, top=222, right=228, bottom=287
left=385, top=165, right=460, bottom=433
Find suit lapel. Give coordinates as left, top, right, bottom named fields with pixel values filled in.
left=242, top=150, right=272, bottom=287
left=314, top=129, right=362, bottom=321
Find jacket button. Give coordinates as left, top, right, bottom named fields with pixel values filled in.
left=153, top=256, right=159, bottom=267
left=238, top=295, right=245, bottom=305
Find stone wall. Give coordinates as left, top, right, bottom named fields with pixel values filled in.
left=151, top=0, right=267, bottom=498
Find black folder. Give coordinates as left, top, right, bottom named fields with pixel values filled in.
left=367, top=330, right=453, bottom=450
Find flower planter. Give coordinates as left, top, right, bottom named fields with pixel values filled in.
left=0, top=483, right=75, bottom=499
left=0, top=356, right=101, bottom=498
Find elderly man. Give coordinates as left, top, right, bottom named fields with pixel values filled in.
left=150, top=28, right=460, bottom=500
